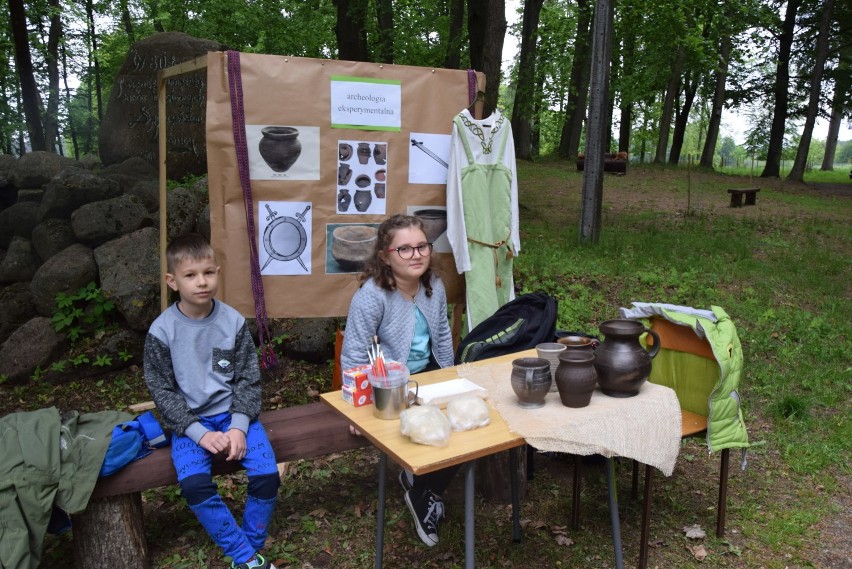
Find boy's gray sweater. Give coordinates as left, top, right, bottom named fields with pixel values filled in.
left=341, top=276, right=454, bottom=371
left=144, top=300, right=261, bottom=443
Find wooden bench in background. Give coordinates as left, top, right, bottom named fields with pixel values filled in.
left=71, top=403, right=369, bottom=569
left=727, top=188, right=760, bottom=207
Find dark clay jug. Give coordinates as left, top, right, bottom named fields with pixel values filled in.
left=511, top=357, right=551, bottom=408
left=258, top=126, right=301, bottom=172
left=337, top=189, right=352, bottom=212
left=554, top=350, right=597, bottom=408
left=593, top=319, right=660, bottom=397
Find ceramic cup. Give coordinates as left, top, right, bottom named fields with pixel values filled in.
left=536, top=342, right=567, bottom=392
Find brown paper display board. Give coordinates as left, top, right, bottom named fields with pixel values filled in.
left=206, top=52, right=483, bottom=317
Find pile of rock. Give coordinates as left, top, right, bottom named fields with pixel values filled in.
left=0, top=151, right=210, bottom=384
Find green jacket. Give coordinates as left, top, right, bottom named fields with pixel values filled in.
left=0, top=407, right=132, bottom=569
left=621, top=303, right=750, bottom=454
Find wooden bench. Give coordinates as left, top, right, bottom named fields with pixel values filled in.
left=727, top=188, right=760, bottom=207
left=70, top=402, right=369, bottom=569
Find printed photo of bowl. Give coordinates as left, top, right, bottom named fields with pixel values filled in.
left=331, top=225, right=378, bottom=272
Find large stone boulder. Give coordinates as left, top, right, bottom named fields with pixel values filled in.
left=282, top=318, right=336, bottom=363
left=100, top=157, right=158, bottom=194
left=71, top=194, right=151, bottom=246
left=0, top=237, right=41, bottom=283
left=126, top=179, right=160, bottom=212
left=39, top=169, right=122, bottom=220
left=29, top=243, right=98, bottom=315
left=31, top=218, right=77, bottom=262
left=94, top=227, right=161, bottom=331
left=166, top=186, right=207, bottom=240
left=10, top=150, right=78, bottom=189
left=0, top=282, right=36, bottom=344
left=98, top=32, right=228, bottom=181
left=0, top=316, right=66, bottom=384
left=0, top=201, right=40, bottom=248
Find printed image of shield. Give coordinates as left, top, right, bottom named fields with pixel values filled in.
left=259, top=201, right=313, bottom=275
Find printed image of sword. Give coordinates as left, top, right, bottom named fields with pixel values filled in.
left=411, top=139, right=449, bottom=168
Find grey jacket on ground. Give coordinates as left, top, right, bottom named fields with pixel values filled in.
left=341, top=275, right=454, bottom=372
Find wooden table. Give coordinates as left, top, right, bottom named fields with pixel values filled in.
left=320, top=354, right=526, bottom=569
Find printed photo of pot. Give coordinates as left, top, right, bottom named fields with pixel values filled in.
left=258, top=126, right=302, bottom=172
left=413, top=208, right=448, bottom=243
left=330, top=224, right=378, bottom=272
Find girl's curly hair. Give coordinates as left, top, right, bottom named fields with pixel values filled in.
left=359, top=214, right=434, bottom=297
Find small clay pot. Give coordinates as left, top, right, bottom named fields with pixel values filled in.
left=354, top=189, right=372, bottom=212
left=374, top=183, right=385, bottom=199
left=357, top=143, right=371, bottom=165
left=554, top=351, right=597, bottom=408
left=339, top=143, right=353, bottom=161
left=337, top=189, right=351, bottom=212
left=338, top=163, right=352, bottom=185
left=373, top=143, right=387, bottom=165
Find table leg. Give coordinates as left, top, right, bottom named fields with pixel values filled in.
left=639, top=464, right=653, bottom=569
left=510, top=448, right=521, bottom=542
left=374, top=453, right=387, bottom=569
left=465, top=461, right=476, bottom=569
left=605, top=458, right=624, bottom=569
left=571, top=455, right=582, bottom=530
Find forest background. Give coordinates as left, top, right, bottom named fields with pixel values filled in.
left=2, top=0, right=851, bottom=182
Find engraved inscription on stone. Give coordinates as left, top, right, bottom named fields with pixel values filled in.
left=99, top=33, right=228, bottom=180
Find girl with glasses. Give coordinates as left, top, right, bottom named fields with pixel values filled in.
left=341, top=214, right=458, bottom=548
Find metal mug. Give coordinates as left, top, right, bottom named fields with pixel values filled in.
left=368, top=365, right=418, bottom=420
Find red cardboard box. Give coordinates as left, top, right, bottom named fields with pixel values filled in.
left=342, top=364, right=372, bottom=392
left=342, top=384, right=373, bottom=407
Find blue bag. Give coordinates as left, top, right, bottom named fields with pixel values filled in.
left=99, top=411, right=170, bottom=477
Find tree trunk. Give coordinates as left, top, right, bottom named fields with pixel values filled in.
left=761, top=0, right=801, bottom=178
left=617, top=9, right=636, bottom=154
left=375, top=0, right=394, bottom=64
left=654, top=46, right=684, bottom=164
left=558, top=0, right=592, bottom=160
left=476, top=448, right=528, bottom=503
left=8, top=0, right=47, bottom=151
left=61, top=39, right=80, bottom=159
left=71, top=494, right=149, bottom=569
left=668, top=71, right=698, bottom=164
left=333, top=0, right=370, bottom=62
left=510, top=0, right=544, bottom=160
left=467, top=0, right=506, bottom=117
left=579, top=0, right=613, bottom=244
left=821, top=70, right=847, bottom=171
left=701, top=33, right=732, bottom=168
left=85, top=0, right=104, bottom=121
left=44, top=0, right=62, bottom=151
left=789, top=0, right=835, bottom=181
left=444, top=0, right=465, bottom=69
left=120, top=0, right=135, bottom=42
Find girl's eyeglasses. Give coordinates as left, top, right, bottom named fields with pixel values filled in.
left=387, top=243, right=433, bottom=259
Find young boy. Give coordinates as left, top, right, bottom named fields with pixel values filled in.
left=144, top=234, right=279, bottom=569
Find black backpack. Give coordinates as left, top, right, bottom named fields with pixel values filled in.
left=455, top=292, right=558, bottom=364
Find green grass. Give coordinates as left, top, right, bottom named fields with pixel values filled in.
left=715, top=164, right=852, bottom=183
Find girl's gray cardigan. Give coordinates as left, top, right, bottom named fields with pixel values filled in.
left=340, top=276, right=454, bottom=372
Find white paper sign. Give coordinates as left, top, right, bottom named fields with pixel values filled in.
left=330, top=76, right=402, bottom=131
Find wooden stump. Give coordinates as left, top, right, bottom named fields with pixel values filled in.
left=476, top=446, right=528, bottom=503
left=71, top=493, right=148, bottom=568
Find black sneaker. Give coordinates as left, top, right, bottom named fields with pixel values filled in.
left=404, top=489, right=444, bottom=547
left=398, top=469, right=413, bottom=493
left=231, top=553, right=276, bottom=569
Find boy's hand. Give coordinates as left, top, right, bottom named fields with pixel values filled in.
left=199, top=431, right=231, bottom=455
left=225, top=429, right=247, bottom=461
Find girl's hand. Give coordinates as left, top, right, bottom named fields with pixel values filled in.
left=199, top=431, right=231, bottom=455
left=225, top=429, right=247, bottom=461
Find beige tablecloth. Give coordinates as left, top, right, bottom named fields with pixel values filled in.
left=466, top=361, right=682, bottom=476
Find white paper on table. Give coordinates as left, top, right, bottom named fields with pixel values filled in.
left=415, top=378, right=488, bottom=408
